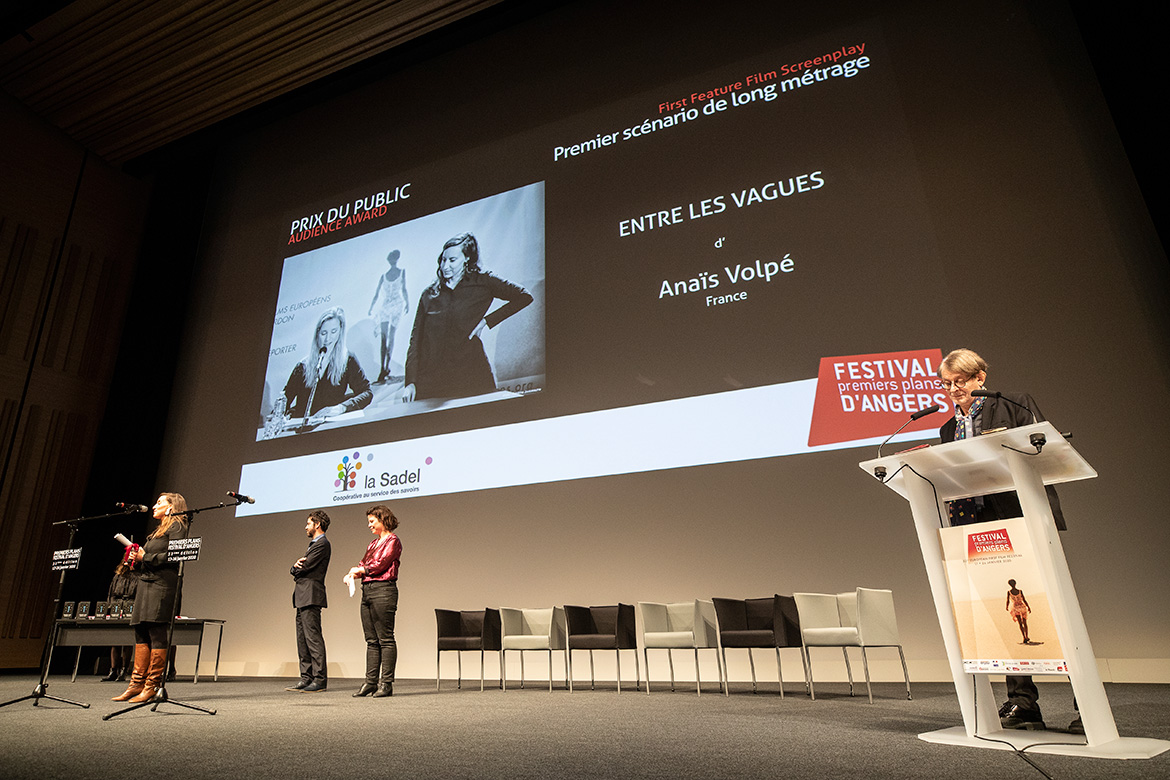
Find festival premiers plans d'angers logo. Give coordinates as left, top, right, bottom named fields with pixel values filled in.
left=808, top=348, right=949, bottom=447
left=967, top=528, right=1014, bottom=559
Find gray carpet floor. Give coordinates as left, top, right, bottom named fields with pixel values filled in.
left=1, top=674, right=1168, bottom=779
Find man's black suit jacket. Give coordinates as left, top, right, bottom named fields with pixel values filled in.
left=939, top=391, right=1066, bottom=530
left=291, top=535, right=331, bottom=609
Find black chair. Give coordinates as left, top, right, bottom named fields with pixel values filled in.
left=712, top=595, right=807, bottom=697
left=563, top=604, right=639, bottom=693
left=435, top=608, right=502, bottom=691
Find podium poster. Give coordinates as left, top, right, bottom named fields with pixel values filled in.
left=939, top=517, right=1067, bottom=674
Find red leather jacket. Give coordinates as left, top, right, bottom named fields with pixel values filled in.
left=359, top=533, right=401, bottom=582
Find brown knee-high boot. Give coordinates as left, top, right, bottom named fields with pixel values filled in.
left=112, top=644, right=150, bottom=701
left=130, top=648, right=168, bottom=703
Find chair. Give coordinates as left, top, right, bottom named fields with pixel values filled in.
left=499, top=607, right=567, bottom=691
left=564, top=604, right=639, bottom=693
left=711, top=595, right=806, bottom=697
left=637, top=600, right=719, bottom=695
left=794, top=588, right=911, bottom=703
left=435, top=608, right=502, bottom=691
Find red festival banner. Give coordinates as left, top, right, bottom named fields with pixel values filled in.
left=808, top=348, right=947, bottom=447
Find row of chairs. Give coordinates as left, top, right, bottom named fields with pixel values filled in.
left=435, top=589, right=912, bottom=703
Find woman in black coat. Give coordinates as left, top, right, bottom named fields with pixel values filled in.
left=112, top=493, right=188, bottom=702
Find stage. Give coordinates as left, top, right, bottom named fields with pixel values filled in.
left=1, top=675, right=1167, bottom=779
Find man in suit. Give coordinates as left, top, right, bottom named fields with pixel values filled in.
left=287, top=509, right=331, bottom=692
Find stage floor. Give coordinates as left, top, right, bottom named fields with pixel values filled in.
left=1, top=676, right=1168, bottom=780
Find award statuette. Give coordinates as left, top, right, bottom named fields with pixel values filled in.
left=95, top=602, right=109, bottom=618
left=77, top=601, right=91, bottom=618
left=61, top=601, right=76, bottom=619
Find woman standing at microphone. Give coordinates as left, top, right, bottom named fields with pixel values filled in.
left=112, top=493, right=189, bottom=702
left=936, top=348, right=1073, bottom=732
left=283, top=307, right=373, bottom=426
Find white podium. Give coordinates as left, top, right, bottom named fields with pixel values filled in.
left=861, top=422, right=1168, bottom=759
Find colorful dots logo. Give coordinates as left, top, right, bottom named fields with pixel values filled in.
left=335, top=450, right=372, bottom=492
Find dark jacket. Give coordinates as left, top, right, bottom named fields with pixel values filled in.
left=939, top=391, right=1066, bottom=530
left=131, top=521, right=187, bottom=624
left=292, top=534, right=330, bottom=609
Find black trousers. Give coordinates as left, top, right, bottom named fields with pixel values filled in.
left=295, top=605, right=327, bottom=684
left=360, top=581, right=398, bottom=685
left=1006, top=675, right=1038, bottom=710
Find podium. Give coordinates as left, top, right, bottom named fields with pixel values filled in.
left=861, top=422, right=1168, bottom=759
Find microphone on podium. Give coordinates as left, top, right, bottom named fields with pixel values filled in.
left=969, top=389, right=1037, bottom=424
left=874, top=404, right=942, bottom=477
left=227, top=491, right=256, bottom=504
left=116, top=502, right=149, bottom=513
left=970, top=389, right=1045, bottom=450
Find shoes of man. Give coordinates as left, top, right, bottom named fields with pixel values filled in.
left=1068, top=716, right=1084, bottom=734
left=353, top=683, right=377, bottom=697
left=301, top=681, right=327, bottom=692
left=285, top=681, right=309, bottom=691
left=1000, top=704, right=1045, bottom=730
left=372, top=683, right=393, bottom=698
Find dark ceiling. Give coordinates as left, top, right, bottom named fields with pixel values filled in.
left=0, top=0, right=502, bottom=164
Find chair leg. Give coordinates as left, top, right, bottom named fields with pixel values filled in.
left=805, top=645, right=816, bottom=701
left=499, top=650, right=505, bottom=690
left=436, top=649, right=442, bottom=691
left=800, top=645, right=811, bottom=696
left=898, top=645, right=912, bottom=700
left=721, top=648, right=729, bottom=696
left=480, top=649, right=485, bottom=692
left=548, top=649, right=554, bottom=693
left=861, top=647, right=873, bottom=704
left=694, top=648, right=701, bottom=696
left=668, top=648, right=676, bottom=692
left=616, top=649, right=622, bottom=694
left=748, top=648, right=758, bottom=694
left=644, top=648, right=651, bottom=695
left=520, top=650, right=526, bottom=689
left=842, top=647, right=855, bottom=696
left=589, top=649, right=596, bottom=691
left=632, top=647, right=640, bottom=693
left=567, top=648, right=574, bottom=692
left=457, top=650, right=462, bottom=690
left=775, top=646, right=784, bottom=698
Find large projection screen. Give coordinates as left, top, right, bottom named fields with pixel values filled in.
left=153, top=0, right=1169, bottom=683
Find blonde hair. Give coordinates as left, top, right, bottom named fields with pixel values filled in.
left=939, top=348, right=988, bottom=378
left=149, top=492, right=189, bottom=539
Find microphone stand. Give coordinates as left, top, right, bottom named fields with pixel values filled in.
left=0, top=506, right=142, bottom=711
left=299, top=349, right=328, bottom=430
left=102, top=497, right=244, bottom=720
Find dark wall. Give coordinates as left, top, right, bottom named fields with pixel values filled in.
left=0, top=91, right=149, bottom=668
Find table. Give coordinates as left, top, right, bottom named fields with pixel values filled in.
left=53, top=618, right=225, bottom=683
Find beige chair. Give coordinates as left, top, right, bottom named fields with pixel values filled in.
left=637, top=600, right=720, bottom=695
left=794, top=588, right=911, bottom=703
left=499, top=607, right=567, bottom=692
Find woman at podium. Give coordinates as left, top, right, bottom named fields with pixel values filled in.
left=937, top=348, right=1079, bottom=733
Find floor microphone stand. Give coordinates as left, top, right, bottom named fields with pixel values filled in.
left=103, top=498, right=240, bottom=720
left=0, top=506, right=140, bottom=710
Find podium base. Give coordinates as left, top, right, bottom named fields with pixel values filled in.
left=919, top=727, right=1170, bottom=759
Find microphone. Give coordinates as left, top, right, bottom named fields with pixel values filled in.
left=909, top=403, right=942, bottom=421
left=876, top=404, right=942, bottom=462
left=970, top=389, right=1037, bottom=424
left=114, top=533, right=133, bottom=547
left=116, top=502, right=149, bottom=513
left=228, top=491, right=256, bottom=504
